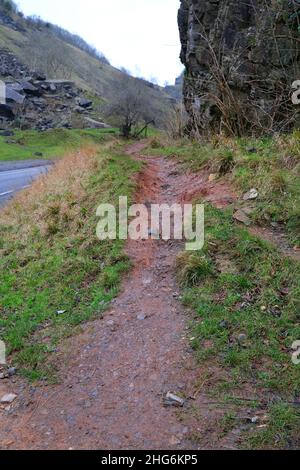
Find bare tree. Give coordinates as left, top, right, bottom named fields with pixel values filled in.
left=105, top=76, right=153, bottom=138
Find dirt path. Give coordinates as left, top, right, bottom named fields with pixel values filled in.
left=0, top=142, right=232, bottom=450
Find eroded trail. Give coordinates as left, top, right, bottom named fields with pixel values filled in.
left=0, top=142, right=226, bottom=450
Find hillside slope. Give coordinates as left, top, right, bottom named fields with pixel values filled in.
left=0, top=4, right=173, bottom=126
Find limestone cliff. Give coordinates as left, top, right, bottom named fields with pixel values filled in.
left=178, top=0, right=300, bottom=135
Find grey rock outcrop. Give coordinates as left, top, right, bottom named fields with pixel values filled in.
left=0, top=49, right=109, bottom=131
left=178, top=0, right=300, bottom=136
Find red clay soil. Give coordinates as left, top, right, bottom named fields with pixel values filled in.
left=0, top=142, right=235, bottom=451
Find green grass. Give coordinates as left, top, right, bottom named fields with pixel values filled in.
left=0, top=128, right=117, bottom=162
left=178, top=203, right=300, bottom=448
left=0, top=142, right=141, bottom=381
left=148, top=132, right=300, bottom=245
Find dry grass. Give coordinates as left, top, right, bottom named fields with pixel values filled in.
left=0, top=144, right=103, bottom=243
left=0, top=140, right=141, bottom=379
left=176, top=251, right=214, bottom=287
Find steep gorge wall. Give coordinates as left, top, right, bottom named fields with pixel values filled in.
left=178, top=0, right=300, bottom=136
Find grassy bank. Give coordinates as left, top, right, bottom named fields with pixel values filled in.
left=149, top=133, right=300, bottom=246
left=0, top=128, right=117, bottom=162
left=0, top=141, right=141, bottom=380
left=177, top=204, right=300, bottom=448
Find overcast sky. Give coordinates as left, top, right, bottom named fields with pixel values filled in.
left=16, top=0, right=183, bottom=85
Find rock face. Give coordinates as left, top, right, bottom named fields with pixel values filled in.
left=178, top=0, right=300, bottom=136
left=0, top=49, right=109, bottom=131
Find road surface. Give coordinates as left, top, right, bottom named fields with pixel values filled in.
left=0, top=160, right=53, bottom=207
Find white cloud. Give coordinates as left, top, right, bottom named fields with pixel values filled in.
left=17, top=0, right=184, bottom=85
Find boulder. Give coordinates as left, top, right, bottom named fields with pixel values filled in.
left=0, top=130, right=14, bottom=137
left=6, top=86, right=25, bottom=105
left=31, top=71, right=46, bottom=81
left=7, top=83, right=23, bottom=93
left=83, top=117, right=110, bottom=129
left=0, top=104, right=15, bottom=120
left=78, top=98, right=93, bottom=108
left=75, top=106, right=85, bottom=114
left=233, top=209, right=252, bottom=226
left=243, top=189, right=259, bottom=201
left=18, top=80, right=41, bottom=96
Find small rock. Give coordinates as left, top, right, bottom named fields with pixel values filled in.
left=219, top=320, right=229, bottom=329
left=75, top=106, right=85, bottom=114
left=169, top=436, right=181, bottom=446
left=56, top=310, right=66, bottom=315
left=270, top=305, right=282, bottom=318
left=242, top=205, right=255, bottom=215
left=0, top=130, right=14, bottom=137
left=251, top=416, right=259, bottom=424
left=247, top=148, right=258, bottom=154
left=237, top=334, right=247, bottom=346
left=233, top=209, right=251, bottom=226
left=208, top=173, right=218, bottom=182
left=164, top=392, right=185, bottom=408
left=1, top=393, right=17, bottom=404
left=78, top=98, right=93, bottom=108
left=137, top=313, right=146, bottom=321
left=8, top=367, right=16, bottom=377
left=280, top=288, right=289, bottom=296
left=243, top=188, right=259, bottom=201
left=83, top=117, right=109, bottom=129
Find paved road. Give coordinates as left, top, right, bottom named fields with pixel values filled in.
left=0, top=160, right=53, bottom=207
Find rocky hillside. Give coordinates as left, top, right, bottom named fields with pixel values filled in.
left=0, top=48, right=112, bottom=131
left=0, top=2, right=173, bottom=129
left=178, top=0, right=300, bottom=136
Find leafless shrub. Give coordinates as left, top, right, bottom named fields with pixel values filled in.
left=105, top=76, right=155, bottom=138
left=164, top=103, right=188, bottom=138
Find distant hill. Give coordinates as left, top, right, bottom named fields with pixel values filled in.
left=0, top=0, right=173, bottom=126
